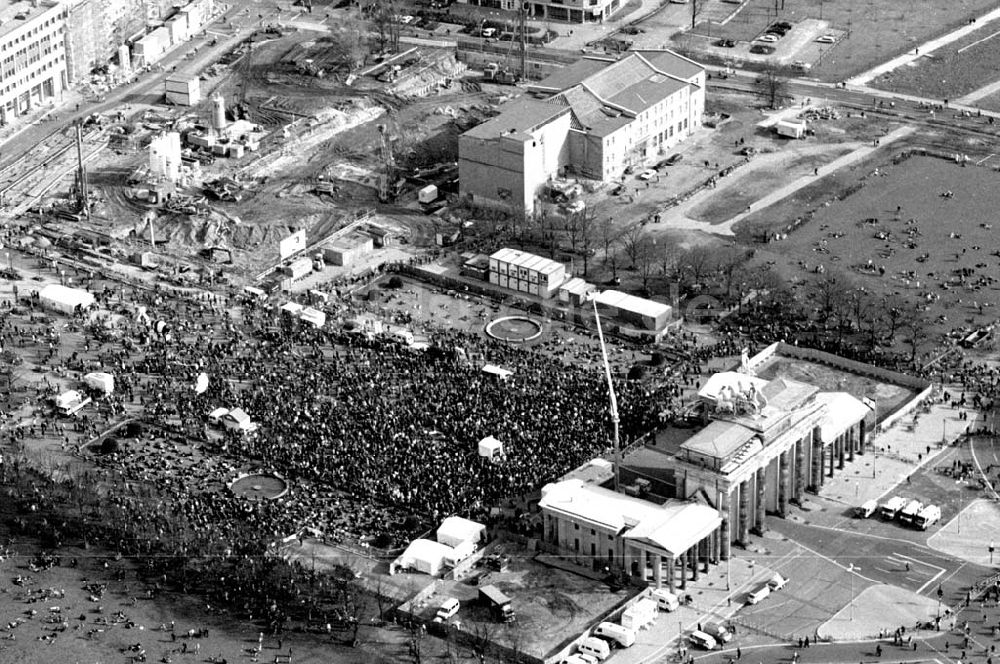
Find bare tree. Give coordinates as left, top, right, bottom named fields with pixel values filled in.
left=754, top=61, right=790, bottom=110
left=598, top=215, right=616, bottom=263
left=579, top=206, right=597, bottom=276
left=808, top=271, right=850, bottom=332
left=634, top=237, right=657, bottom=293
left=901, top=303, right=932, bottom=365
left=621, top=224, right=644, bottom=268
left=883, top=294, right=908, bottom=344
left=677, top=245, right=717, bottom=289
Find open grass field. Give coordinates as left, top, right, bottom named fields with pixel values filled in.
left=740, top=152, right=1000, bottom=336
left=684, top=0, right=998, bottom=82
left=871, top=20, right=1000, bottom=100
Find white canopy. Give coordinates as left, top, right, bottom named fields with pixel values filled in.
left=482, top=364, right=514, bottom=380
left=56, top=390, right=84, bottom=409
left=394, top=539, right=453, bottom=576
left=281, top=302, right=304, bottom=316
left=478, top=435, right=504, bottom=459
left=437, top=516, right=486, bottom=549
left=39, top=284, right=95, bottom=314
left=83, top=372, right=114, bottom=395
left=299, top=307, right=326, bottom=328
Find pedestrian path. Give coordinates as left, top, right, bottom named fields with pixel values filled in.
left=818, top=402, right=964, bottom=507
left=846, top=5, right=1000, bottom=86
left=666, top=124, right=915, bottom=237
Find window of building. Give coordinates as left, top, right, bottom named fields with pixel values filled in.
left=574, top=523, right=579, bottom=530
left=590, top=529, right=595, bottom=536
left=684, top=118, right=688, bottom=129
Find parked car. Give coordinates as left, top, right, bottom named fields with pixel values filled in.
left=714, top=38, right=736, bottom=47
left=398, top=14, right=415, bottom=23
left=758, top=33, right=779, bottom=42
left=816, top=34, right=836, bottom=43
left=562, top=200, right=586, bottom=214
left=637, top=168, right=657, bottom=180
left=665, top=153, right=684, bottom=165
left=768, top=572, right=788, bottom=591
left=481, top=27, right=497, bottom=38
left=750, top=44, right=776, bottom=54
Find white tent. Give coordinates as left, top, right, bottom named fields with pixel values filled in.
left=56, top=390, right=84, bottom=410
left=299, top=307, right=326, bottom=328
left=39, top=284, right=95, bottom=314
left=194, top=372, right=209, bottom=394
left=437, top=516, right=486, bottom=549
left=208, top=407, right=230, bottom=424
left=393, top=539, right=454, bottom=576
left=482, top=364, right=514, bottom=380
left=83, top=372, right=115, bottom=395
left=478, top=436, right=504, bottom=461
left=281, top=302, right=304, bottom=316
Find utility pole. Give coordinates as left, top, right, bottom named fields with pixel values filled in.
left=591, top=296, right=620, bottom=493
left=691, top=0, right=697, bottom=29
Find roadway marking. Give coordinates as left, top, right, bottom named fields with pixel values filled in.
left=976, top=153, right=996, bottom=166
left=917, top=569, right=945, bottom=595
left=957, top=29, right=1000, bottom=54
left=969, top=437, right=1000, bottom=501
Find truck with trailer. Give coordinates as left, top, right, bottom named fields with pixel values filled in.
left=479, top=584, right=515, bottom=623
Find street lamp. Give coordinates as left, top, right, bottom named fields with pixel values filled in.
left=990, top=539, right=995, bottom=565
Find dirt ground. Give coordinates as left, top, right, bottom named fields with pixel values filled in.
left=870, top=20, right=1000, bottom=100
left=754, top=354, right=918, bottom=415
left=676, top=0, right=999, bottom=82
left=408, top=545, right=637, bottom=661
left=744, top=151, right=1000, bottom=337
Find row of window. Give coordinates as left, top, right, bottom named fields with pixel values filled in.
left=0, top=54, right=63, bottom=94
left=1, top=19, right=65, bottom=53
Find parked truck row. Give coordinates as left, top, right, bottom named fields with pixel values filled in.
left=858, top=496, right=941, bottom=530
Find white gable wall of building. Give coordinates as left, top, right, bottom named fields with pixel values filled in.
left=458, top=111, right=572, bottom=213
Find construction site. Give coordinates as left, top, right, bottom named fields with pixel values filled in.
left=3, top=15, right=524, bottom=289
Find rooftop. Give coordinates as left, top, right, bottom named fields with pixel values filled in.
left=462, top=98, right=570, bottom=141
left=540, top=479, right=721, bottom=556
left=594, top=289, right=671, bottom=319
left=0, top=0, right=61, bottom=42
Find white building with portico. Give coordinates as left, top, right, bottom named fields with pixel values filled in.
left=540, top=477, right=722, bottom=592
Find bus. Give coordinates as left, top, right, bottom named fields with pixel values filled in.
left=914, top=505, right=941, bottom=530
left=880, top=496, right=906, bottom=520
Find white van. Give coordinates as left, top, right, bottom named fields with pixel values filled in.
left=577, top=636, right=611, bottom=661
left=434, top=597, right=460, bottom=622
left=689, top=630, right=718, bottom=650
left=747, top=585, right=771, bottom=605
left=593, top=622, right=636, bottom=647
left=651, top=588, right=680, bottom=612
left=855, top=499, right=878, bottom=518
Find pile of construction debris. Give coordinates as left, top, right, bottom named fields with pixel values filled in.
left=798, top=106, right=841, bottom=121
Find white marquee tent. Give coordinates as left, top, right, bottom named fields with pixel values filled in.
left=436, top=516, right=486, bottom=549
left=478, top=436, right=504, bottom=460
left=39, top=284, right=95, bottom=314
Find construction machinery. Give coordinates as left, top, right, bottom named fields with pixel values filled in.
left=199, top=246, right=234, bottom=264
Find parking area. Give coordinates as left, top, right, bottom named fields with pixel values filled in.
left=676, top=20, right=845, bottom=68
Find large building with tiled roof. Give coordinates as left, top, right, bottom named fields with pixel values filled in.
left=458, top=50, right=705, bottom=214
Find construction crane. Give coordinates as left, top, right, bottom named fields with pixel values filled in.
left=376, top=123, right=397, bottom=203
